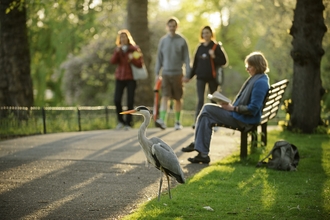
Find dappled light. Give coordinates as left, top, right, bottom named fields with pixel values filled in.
left=238, top=169, right=276, bottom=209
left=1, top=0, right=329, bottom=218
left=188, top=165, right=235, bottom=184
left=322, top=141, right=330, bottom=213
left=124, top=130, right=329, bottom=219
left=16, top=0, right=315, bottom=107
left=0, top=125, right=242, bottom=219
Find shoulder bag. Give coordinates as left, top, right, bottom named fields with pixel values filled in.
left=210, top=43, right=224, bottom=85
left=130, top=63, right=148, bottom=80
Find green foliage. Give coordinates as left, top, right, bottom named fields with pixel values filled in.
left=26, top=0, right=330, bottom=111
left=322, top=90, right=330, bottom=114
left=27, top=0, right=126, bottom=106
left=5, top=0, right=24, bottom=13
left=148, top=0, right=297, bottom=106
left=0, top=112, right=43, bottom=138
left=61, top=37, right=115, bottom=105
left=123, top=130, right=330, bottom=219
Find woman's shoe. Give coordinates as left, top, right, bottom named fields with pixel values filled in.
left=124, top=125, right=131, bottom=131
left=182, top=142, right=195, bottom=152
left=188, top=153, right=210, bottom=164
left=115, top=122, right=124, bottom=130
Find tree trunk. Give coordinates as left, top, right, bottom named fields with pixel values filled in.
left=127, top=0, right=153, bottom=107
left=0, top=0, right=33, bottom=108
left=289, top=0, right=326, bottom=133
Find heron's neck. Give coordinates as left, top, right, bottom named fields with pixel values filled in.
left=138, top=114, right=150, bottom=141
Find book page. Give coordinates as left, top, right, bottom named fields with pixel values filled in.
left=207, top=91, right=231, bottom=104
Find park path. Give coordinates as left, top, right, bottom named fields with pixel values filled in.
left=0, top=127, right=244, bottom=219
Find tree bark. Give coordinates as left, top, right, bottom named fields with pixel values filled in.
left=126, top=0, right=153, bottom=107
left=289, top=0, right=327, bottom=133
left=0, top=0, right=33, bottom=108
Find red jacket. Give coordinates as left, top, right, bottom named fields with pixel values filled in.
left=110, top=44, right=143, bottom=80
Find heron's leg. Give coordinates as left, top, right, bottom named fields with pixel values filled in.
left=158, top=171, right=163, bottom=201
left=166, top=174, right=172, bottom=199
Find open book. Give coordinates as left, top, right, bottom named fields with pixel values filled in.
left=207, top=91, right=231, bottom=104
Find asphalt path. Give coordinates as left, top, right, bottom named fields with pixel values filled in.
left=0, top=127, right=243, bottom=219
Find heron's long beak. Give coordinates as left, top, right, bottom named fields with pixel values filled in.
left=120, top=109, right=137, bottom=115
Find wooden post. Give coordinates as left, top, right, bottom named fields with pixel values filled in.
left=105, top=106, right=109, bottom=128
left=77, top=107, right=81, bottom=131
left=42, top=107, right=46, bottom=134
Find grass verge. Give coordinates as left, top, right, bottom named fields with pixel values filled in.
left=123, top=130, right=330, bottom=220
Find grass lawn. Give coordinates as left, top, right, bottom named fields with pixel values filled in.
left=123, top=130, right=330, bottom=220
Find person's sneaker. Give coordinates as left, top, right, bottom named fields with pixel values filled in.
left=115, top=122, right=124, bottom=130
left=124, top=125, right=131, bottom=131
left=188, top=153, right=210, bottom=164
left=182, top=142, right=195, bottom=152
left=192, top=124, right=195, bottom=129
left=155, top=118, right=166, bottom=130
left=174, top=122, right=183, bottom=130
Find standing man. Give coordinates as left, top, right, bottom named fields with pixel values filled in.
left=155, top=17, right=191, bottom=130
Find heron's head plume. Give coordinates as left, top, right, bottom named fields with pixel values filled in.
left=120, top=106, right=151, bottom=116
left=135, top=106, right=150, bottom=112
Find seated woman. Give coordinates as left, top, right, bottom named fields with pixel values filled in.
left=182, top=51, right=270, bottom=164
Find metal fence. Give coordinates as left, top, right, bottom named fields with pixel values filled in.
left=0, top=105, right=286, bottom=139
left=0, top=106, right=115, bottom=138
left=0, top=106, right=197, bottom=139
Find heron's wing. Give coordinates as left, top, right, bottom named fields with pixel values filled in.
left=151, top=143, right=185, bottom=183
left=149, top=137, right=175, bottom=154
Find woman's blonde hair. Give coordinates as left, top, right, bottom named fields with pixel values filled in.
left=245, top=51, right=269, bottom=74
left=115, top=29, right=136, bottom=46
left=199, top=26, right=216, bottom=42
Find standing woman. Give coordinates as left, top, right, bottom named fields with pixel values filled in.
left=186, top=26, right=227, bottom=128
left=110, top=29, right=143, bottom=130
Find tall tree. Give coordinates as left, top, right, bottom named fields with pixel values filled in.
left=289, top=0, right=327, bottom=133
left=127, top=0, right=153, bottom=106
left=0, top=0, right=33, bottom=107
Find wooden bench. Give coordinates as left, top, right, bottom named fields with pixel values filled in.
left=220, top=79, right=289, bottom=158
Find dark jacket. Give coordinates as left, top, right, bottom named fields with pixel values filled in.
left=110, top=44, right=143, bottom=80
left=190, top=41, right=227, bottom=80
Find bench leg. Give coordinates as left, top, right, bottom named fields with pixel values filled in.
left=240, top=131, right=248, bottom=158
left=261, top=123, right=267, bottom=146
left=251, top=127, right=258, bottom=148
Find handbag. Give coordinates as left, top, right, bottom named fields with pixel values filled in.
left=210, top=43, right=224, bottom=85
left=130, top=63, right=148, bottom=80
left=215, top=66, right=224, bottom=85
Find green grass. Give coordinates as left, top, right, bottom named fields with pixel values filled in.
left=123, top=130, right=330, bottom=220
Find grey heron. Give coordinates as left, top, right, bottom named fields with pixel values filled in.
left=120, top=106, right=185, bottom=201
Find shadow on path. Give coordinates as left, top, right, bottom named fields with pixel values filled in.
left=0, top=127, right=240, bottom=219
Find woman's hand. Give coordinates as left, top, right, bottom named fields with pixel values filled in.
left=182, top=77, right=190, bottom=83
left=128, top=53, right=133, bottom=60
left=221, top=103, right=235, bottom=111
left=208, top=49, right=215, bottom=58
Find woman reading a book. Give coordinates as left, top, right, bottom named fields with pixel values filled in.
left=182, top=51, right=270, bottom=164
